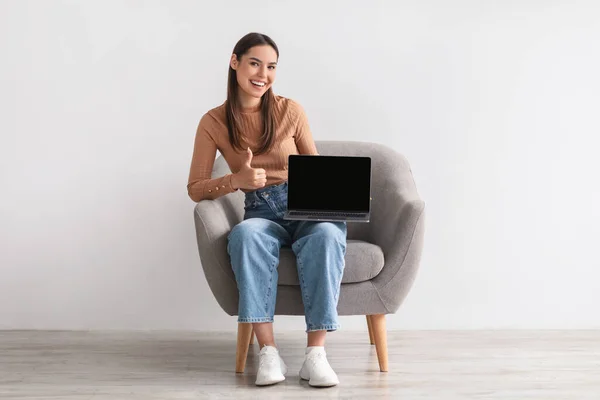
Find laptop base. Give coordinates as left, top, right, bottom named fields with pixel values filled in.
left=283, top=211, right=370, bottom=223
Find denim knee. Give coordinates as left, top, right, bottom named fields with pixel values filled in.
left=227, top=218, right=286, bottom=322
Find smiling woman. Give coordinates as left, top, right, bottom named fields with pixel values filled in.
left=227, top=34, right=280, bottom=155
left=187, top=32, right=320, bottom=202
left=187, top=32, right=344, bottom=388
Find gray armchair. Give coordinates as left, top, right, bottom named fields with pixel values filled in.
left=192, top=141, right=425, bottom=373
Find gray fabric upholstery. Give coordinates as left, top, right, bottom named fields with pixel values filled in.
left=278, top=240, right=384, bottom=285
left=192, top=141, right=425, bottom=316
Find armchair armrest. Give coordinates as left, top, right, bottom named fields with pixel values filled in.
left=193, top=193, right=244, bottom=315
left=368, top=165, right=426, bottom=313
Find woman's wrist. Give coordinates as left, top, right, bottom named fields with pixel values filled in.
left=230, top=173, right=239, bottom=190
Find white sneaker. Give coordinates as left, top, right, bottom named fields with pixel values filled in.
left=299, top=347, right=339, bottom=387
left=255, top=345, right=288, bottom=386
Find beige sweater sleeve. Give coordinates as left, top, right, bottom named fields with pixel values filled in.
left=293, top=102, right=319, bottom=155
left=187, top=115, right=238, bottom=202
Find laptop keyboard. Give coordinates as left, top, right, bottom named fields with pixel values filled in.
left=288, top=211, right=367, bottom=218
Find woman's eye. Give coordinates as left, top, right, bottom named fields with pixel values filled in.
left=251, top=62, right=259, bottom=66
left=268, top=66, right=276, bottom=70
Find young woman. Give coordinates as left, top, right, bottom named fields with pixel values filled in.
left=187, top=32, right=346, bottom=387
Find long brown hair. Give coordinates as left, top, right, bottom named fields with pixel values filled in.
left=226, top=32, right=279, bottom=155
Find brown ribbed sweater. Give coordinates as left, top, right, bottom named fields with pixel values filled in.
left=187, top=95, right=318, bottom=202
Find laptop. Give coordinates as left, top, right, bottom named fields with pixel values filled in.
left=283, top=154, right=371, bottom=223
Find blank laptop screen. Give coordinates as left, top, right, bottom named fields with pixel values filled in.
left=287, top=155, right=371, bottom=212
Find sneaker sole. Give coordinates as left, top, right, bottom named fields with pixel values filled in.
left=255, top=375, right=285, bottom=386
left=300, top=368, right=338, bottom=387
left=307, top=378, right=339, bottom=387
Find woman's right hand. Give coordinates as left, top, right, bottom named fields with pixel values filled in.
left=231, top=148, right=267, bottom=190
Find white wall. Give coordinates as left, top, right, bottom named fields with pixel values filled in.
left=1, top=0, right=599, bottom=331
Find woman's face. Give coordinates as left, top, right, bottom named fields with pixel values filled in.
left=231, top=45, right=278, bottom=100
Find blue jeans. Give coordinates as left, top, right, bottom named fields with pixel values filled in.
left=227, top=181, right=347, bottom=332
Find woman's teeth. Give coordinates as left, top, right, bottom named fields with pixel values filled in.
left=251, top=80, right=265, bottom=87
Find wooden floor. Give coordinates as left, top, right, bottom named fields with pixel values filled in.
left=1, top=330, right=599, bottom=399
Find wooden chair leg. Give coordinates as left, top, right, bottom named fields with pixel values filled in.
left=249, top=327, right=255, bottom=345
left=236, top=323, right=253, bottom=373
left=370, top=314, right=388, bottom=372
left=366, top=315, right=375, bottom=345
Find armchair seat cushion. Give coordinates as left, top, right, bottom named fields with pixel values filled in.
left=277, top=239, right=384, bottom=285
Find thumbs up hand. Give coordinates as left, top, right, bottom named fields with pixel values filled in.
left=231, top=147, right=267, bottom=190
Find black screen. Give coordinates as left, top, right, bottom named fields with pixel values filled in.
left=287, top=155, right=371, bottom=212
